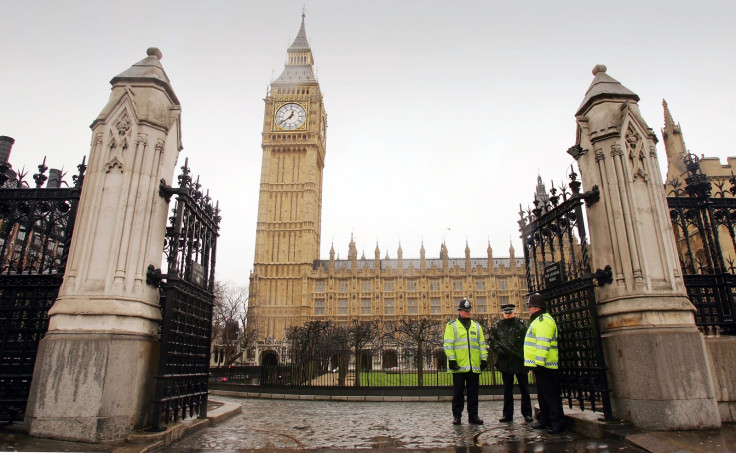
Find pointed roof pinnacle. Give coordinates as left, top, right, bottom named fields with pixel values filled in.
left=111, top=47, right=179, bottom=104
left=576, top=64, right=639, bottom=116
left=273, top=14, right=317, bottom=85
left=289, top=12, right=310, bottom=51
left=662, top=99, right=681, bottom=136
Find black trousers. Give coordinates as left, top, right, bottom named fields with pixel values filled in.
left=452, top=372, right=479, bottom=419
left=533, top=367, right=565, bottom=429
left=501, top=372, right=532, bottom=418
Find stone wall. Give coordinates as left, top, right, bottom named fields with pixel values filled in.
left=704, top=336, right=736, bottom=422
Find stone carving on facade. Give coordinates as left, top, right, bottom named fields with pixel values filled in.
left=611, top=143, right=624, bottom=157
left=103, top=113, right=132, bottom=173
left=595, top=148, right=605, bottom=162
left=117, top=116, right=131, bottom=136
left=625, top=127, right=649, bottom=181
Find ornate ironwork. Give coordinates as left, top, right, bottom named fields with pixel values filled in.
left=0, top=157, right=85, bottom=423
left=150, top=158, right=220, bottom=431
left=518, top=164, right=613, bottom=420
left=667, top=153, right=736, bottom=335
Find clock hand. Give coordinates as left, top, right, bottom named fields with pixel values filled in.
left=278, top=111, right=295, bottom=125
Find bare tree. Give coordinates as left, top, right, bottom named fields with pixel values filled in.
left=325, top=323, right=352, bottom=386
left=348, top=320, right=379, bottom=387
left=285, top=320, right=332, bottom=384
left=211, top=281, right=248, bottom=366
left=393, top=318, right=444, bottom=386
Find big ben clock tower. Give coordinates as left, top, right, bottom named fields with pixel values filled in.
left=249, top=14, right=327, bottom=341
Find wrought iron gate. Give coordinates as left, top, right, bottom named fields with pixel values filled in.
left=518, top=166, right=613, bottom=420
left=0, top=157, right=86, bottom=423
left=149, top=159, right=220, bottom=431
left=667, top=153, right=736, bottom=335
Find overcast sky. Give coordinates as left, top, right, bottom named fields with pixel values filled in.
left=2, top=0, right=735, bottom=287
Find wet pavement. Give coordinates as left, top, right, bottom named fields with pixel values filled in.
left=160, top=395, right=644, bottom=452
left=2, top=395, right=735, bottom=452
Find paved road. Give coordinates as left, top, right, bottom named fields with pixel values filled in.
left=162, top=396, right=645, bottom=451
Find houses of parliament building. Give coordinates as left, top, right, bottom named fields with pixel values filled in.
left=246, top=15, right=528, bottom=354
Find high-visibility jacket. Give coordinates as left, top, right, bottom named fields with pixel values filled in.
left=444, top=318, right=488, bottom=373
left=524, top=312, right=559, bottom=369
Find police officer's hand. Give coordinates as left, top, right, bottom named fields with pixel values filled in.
left=480, top=359, right=488, bottom=370
left=449, top=360, right=459, bottom=370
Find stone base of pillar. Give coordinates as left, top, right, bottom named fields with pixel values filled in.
left=704, top=336, right=736, bottom=423
left=24, top=331, right=159, bottom=443
left=602, top=326, right=721, bottom=430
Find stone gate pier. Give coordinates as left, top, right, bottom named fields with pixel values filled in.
left=572, top=65, right=721, bottom=430
left=23, top=48, right=182, bottom=442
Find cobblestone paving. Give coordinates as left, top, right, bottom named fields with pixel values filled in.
left=162, top=396, right=645, bottom=452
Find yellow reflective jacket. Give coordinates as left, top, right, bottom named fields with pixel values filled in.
left=443, top=318, right=488, bottom=373
left=524, top=312, right=559, bottom=370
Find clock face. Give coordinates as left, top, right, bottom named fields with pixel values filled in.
left=275, top=103, right=306, bottom=130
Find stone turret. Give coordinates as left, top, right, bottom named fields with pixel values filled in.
left=397, top=243, right=403, bottom=275
left=348, top=235, right=357, bottom=274
left=573, top=65, right=719, bottom=430
left=329, top=242, right=335, bottom=272
left=465, top=241, right=471, bottom=271
left=420, top=242, right=426, bottom=272
left=441, top=242, right=449, bottom=273
left=26, top=48, right=183, bottom=442
left=508, top=242, right=516, bottom=269
left=661, top=100, right=688, bottom=185
left=374, top=243, right=380, bottom=274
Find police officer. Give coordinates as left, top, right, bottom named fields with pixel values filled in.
left=524, top=293, right=565, bottom=434
left=490, top=304, right=533, bottom=423
left=444, top=298, right=488, bottom=425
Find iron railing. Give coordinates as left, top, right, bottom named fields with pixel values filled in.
left=210, top=346, right=536, bottom=389
left=667, top=153, right=736, bottom=335
left=0, top=155, right=85, bottom=423
left=150, top=159, right=220, bottom=431
left=519, top=163, right=613, bottom=420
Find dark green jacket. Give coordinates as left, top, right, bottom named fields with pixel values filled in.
left=490, top=317, right=527, bottom=374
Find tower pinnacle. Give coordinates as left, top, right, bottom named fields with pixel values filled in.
left=273, top=14, right=316, bottom=85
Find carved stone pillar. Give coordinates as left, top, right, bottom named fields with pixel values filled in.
left=573, top=65, right=720, bottom=430
left=24, top=48, right=182, bottom=442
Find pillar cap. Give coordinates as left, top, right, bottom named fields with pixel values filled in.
left=110, top=47, right=179, bottom=105
left=576, top=64, right=639, bottom=116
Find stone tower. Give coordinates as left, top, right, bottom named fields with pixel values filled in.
left=25, top=48, right=182, bottom=441
left=249, top=14, right=327, bottom=341
left=573, top=65, right=719, bottom=430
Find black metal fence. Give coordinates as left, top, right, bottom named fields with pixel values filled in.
left=667, top=153, right=736, bottom=335
left=519, top=164, right=613, bottom=420
left=0, top=149, right=86, bottom=423
left=210, top=346, right=536, bottom=389
left=149, top=159, right=220, bottom=431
